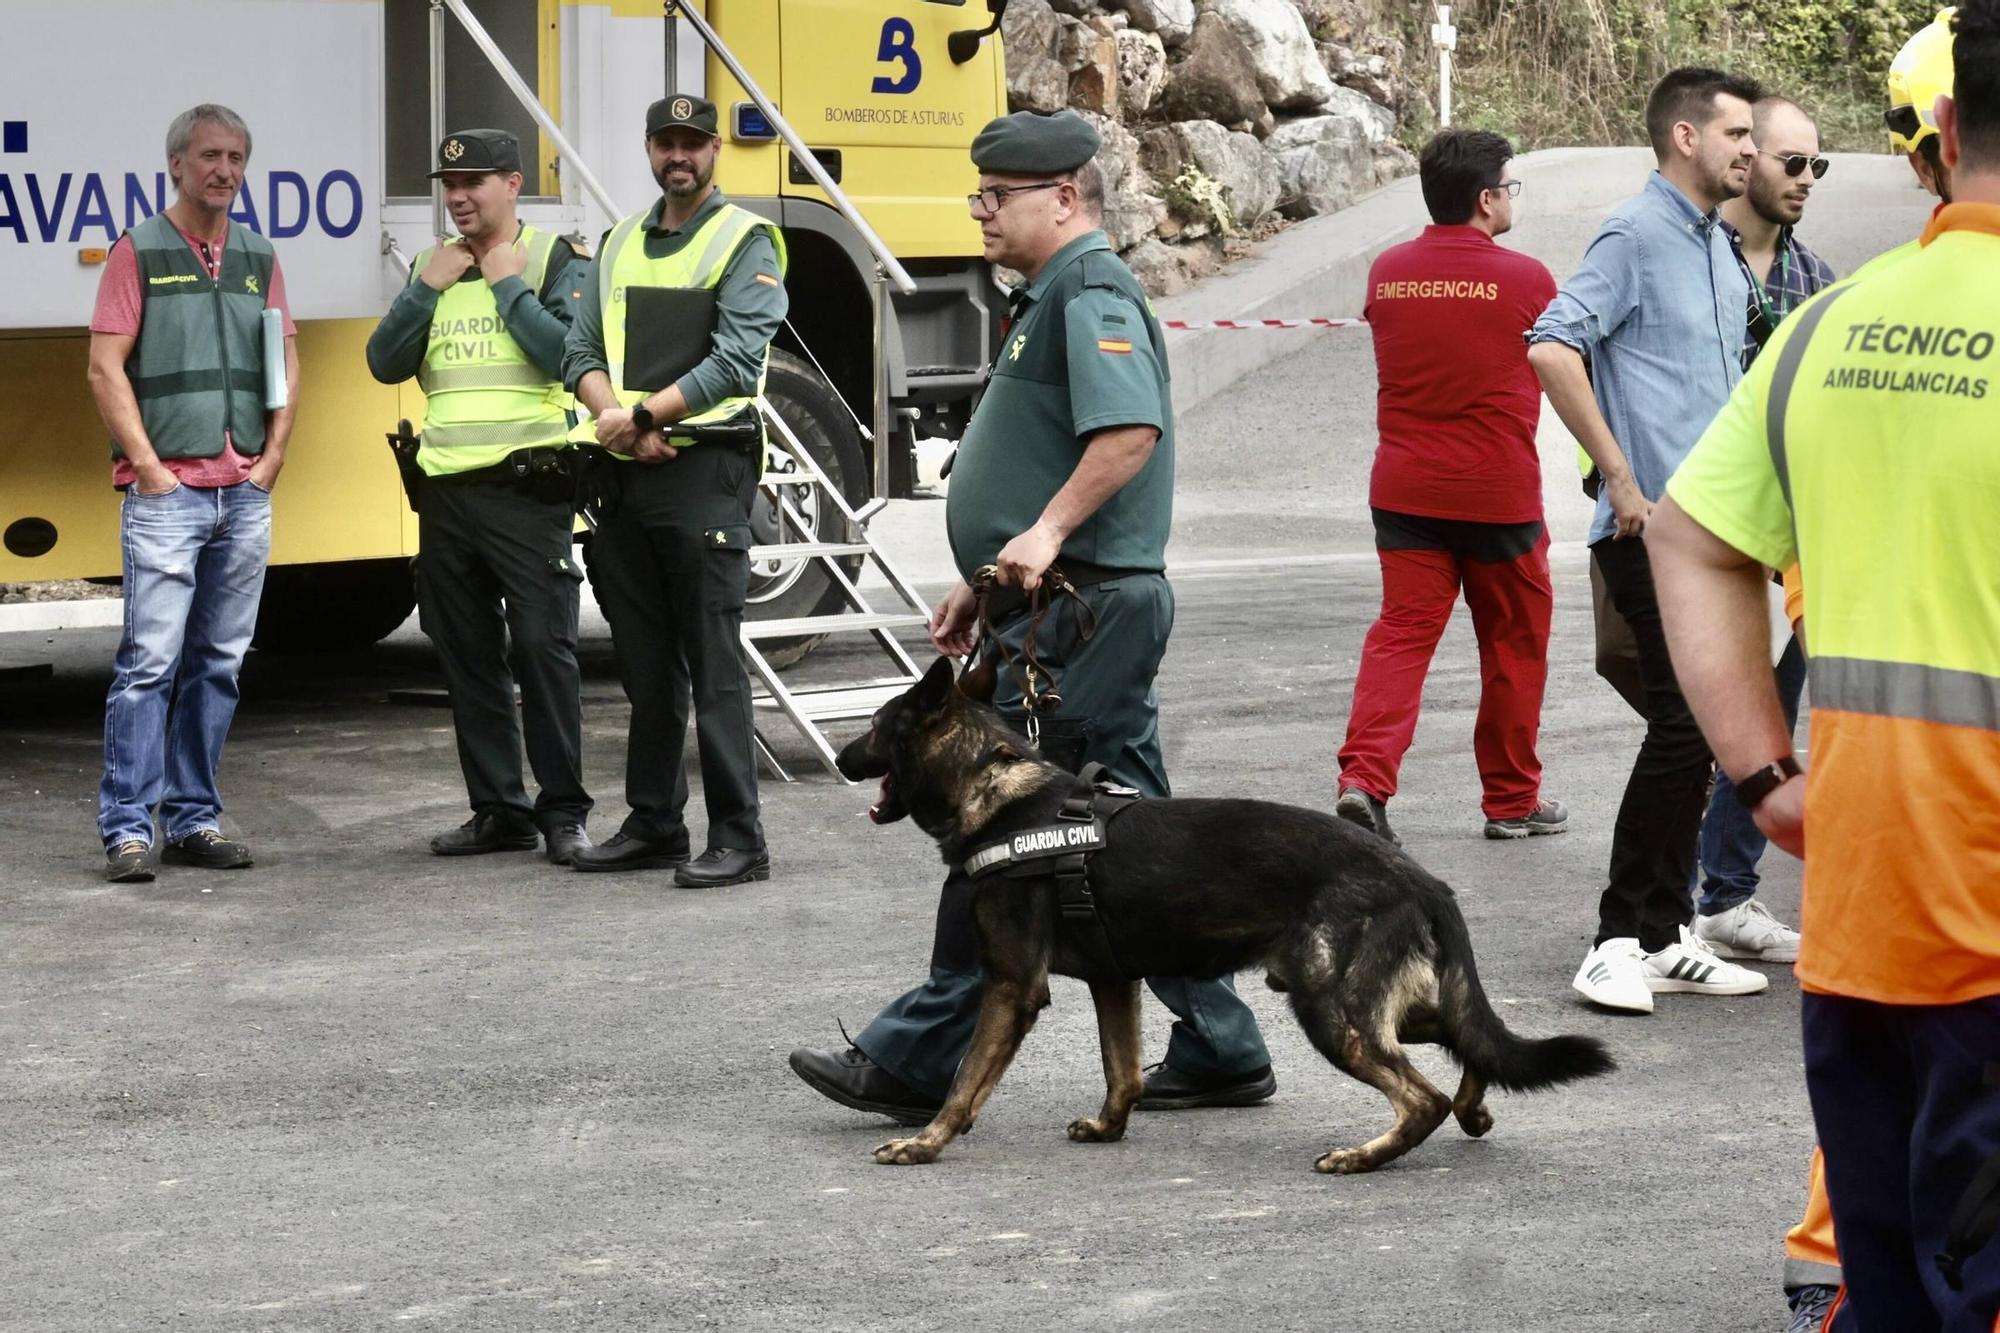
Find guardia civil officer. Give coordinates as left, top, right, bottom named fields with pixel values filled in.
left=559, top=96, right=783, bottom=885
left=789, top=111, right=1276, bottom=1124
left=366, top=129, right=593, bottom=866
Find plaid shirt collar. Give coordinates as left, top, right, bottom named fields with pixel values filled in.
left=1721, top=220, right=1837, bottom=360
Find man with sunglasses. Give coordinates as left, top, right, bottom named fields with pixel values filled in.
left=790, top=109, right=1277, bottom=1126
left=1679, top=96, right=1838, bottom=971
left=1721, top=101, right=1837, bottom=363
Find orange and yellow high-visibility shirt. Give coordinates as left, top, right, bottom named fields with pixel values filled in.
left=1667, top=203, right=2000, bottom=1006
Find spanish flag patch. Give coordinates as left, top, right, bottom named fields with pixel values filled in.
left=754, top=272, right=781, bottom=287
left=1097, top=337, right=1133, bottom=354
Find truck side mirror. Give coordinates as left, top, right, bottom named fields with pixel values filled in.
left=947, top=0, right=1007, bottom=65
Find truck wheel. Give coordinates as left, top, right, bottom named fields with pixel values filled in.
left=253, top=557, right=417, bottom=654
left=751, top=348, right=870, bottom=670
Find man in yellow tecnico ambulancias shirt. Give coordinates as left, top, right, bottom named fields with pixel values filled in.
left=1649, top=4, right=2000, bottom=1321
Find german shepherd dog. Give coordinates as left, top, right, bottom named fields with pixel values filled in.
left=834, top=657, right=1614, bottom=1172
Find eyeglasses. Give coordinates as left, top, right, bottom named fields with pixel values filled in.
left=1762, top=151, right=1830, bottom=179
left=1485, top=179, right=1523, bottom=198
left=967, top=181, right=1064, bottom=214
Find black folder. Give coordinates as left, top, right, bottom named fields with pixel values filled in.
left=622, top=286, right=717, bottom=393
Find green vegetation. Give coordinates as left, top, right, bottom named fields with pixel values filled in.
left=1394, top=0, right=1942, bottom=151
left=1164, top=165, right=1238, bottom=235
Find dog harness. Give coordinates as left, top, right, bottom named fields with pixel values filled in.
left=963, top=763, right=1141, bottom=978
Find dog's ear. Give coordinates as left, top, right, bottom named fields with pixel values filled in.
left=957, top=656, right=997, bottom=703
left=912, top=655, right=958, bottom=711
left=983, top=738, right=1029, bottom=764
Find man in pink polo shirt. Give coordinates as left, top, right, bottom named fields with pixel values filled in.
left=88, top=103, right=300, bottom=883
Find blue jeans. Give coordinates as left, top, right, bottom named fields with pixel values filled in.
left=99, top=479, right=271, bottom=850
left=1695, top=636, right=1807, bottom=915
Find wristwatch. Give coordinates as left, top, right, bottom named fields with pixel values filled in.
left=1733, top=755, right=1802, bottom=810
left=630, top=404, right=655, bottom=437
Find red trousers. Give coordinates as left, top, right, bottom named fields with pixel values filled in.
left=1338, top=510, right=1552, bottom=819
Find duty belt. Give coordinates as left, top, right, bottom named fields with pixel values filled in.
left=430, top=446, right=576, bottom=487
left=963, top=762, right=1142, bottom=978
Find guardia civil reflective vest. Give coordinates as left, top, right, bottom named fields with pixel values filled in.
left=120, top=212, right=276, bottom=460
left=570, top=200, right=788, bottom=450
left=413, top=225, right=573, bottom=477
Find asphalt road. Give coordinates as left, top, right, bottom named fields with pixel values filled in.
left=0, top=159, right=1934, bottom=1332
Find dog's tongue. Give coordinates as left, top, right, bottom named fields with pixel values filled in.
left=868, top=773, right=895, bottom=823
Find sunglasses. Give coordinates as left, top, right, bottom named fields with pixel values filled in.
left=1761, top=150, right=1830, bottom=179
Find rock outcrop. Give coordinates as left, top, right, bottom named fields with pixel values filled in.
left=998, top=0, right=1421, bottom=293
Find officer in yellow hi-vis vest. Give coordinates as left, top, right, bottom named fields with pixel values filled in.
left=366, top=129, right=593, bottom=867
left=560, top=96, right=786, bottom=885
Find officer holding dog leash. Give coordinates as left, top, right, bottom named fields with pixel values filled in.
left=790, top=110, right=1276, bottom=1123
left=366, top=129, right=594, bottom=867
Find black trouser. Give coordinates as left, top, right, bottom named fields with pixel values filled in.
left=1590, top=535, right=1710, bottom=951
left=583, top=443, right=761, bottom=853
left=416, top=478, right=591, bottom=833
left=1807, top=993, right=2000, bottom=1329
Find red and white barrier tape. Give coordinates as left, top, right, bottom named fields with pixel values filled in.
left=1161, top=317, right=1368, bottom=331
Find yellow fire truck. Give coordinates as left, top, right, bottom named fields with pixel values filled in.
left=0, top=0, right=1006, bottom=658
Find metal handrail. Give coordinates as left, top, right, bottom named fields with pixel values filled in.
left=431, top=0, right=917, bottom=304
left=668, top=0, right=918, bottom=296
left=435, top=0, right=623, bottom=224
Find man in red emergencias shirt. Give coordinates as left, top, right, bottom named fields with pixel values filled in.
left=1334, top=129, right=1565, bottom=846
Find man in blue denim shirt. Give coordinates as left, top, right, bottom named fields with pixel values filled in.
left=1527, top=68, right=1771, bottom=1014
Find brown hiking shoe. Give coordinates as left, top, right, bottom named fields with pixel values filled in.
left=161, top=829, right=253, bottom=869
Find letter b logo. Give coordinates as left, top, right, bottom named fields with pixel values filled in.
left=872, top=17, right=921, bottom=94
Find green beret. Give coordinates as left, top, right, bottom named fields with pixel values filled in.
left=970, top=110, right=1101, bottom=174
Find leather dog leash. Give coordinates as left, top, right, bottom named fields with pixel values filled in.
left=970, top=563, right=1097, bottom=744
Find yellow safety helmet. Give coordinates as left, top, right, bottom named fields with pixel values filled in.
left=1886, top=8, right=1957, bottom=153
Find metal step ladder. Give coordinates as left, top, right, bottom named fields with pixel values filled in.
left=745, top=401, right=933, bottom=783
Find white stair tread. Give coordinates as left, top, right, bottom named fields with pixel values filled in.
left=747, top=541, right=872, bottom=559
left=744, top=612, right=927, bottom=638
left=753, top=681, right=914, bottom=721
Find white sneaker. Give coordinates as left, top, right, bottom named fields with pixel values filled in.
left=1573, top=937, right=1653, bottom=1013
left=1693, top=900, right=1801, bottom=962
left=1642, top=927, right=1770, bottom=996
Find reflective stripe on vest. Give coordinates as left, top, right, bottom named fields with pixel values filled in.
left=414, top=225, right=572, bottom=476
left=1810, top=656, right=2000, bottom=733
left=573, top=201, right=789, bottom=447
left=1761, top=282, right=1851, bottom=515
left=120, top=212, right=275, bottom=461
